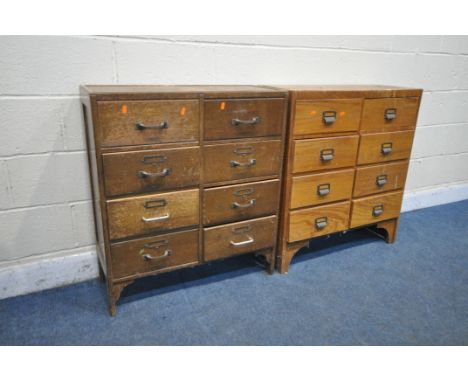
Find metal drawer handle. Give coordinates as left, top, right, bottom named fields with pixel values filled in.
left=376, top=174, right=388, bottom=187
left=135, top=121, right=168, bottom=130
left=231, top=116, right=261, bottom=126
left=230, top=159, right=256, bottom=168
left=381, top=142, right=393, bottom=155
left=384, top=108, right=397, bottom=121
left=141, top=213, right=170, bottom=223
left=317, top=183, right=331, bottom=196
left=230, top=236, right=254, bottom=247
left=322, top=111, right=337, bottom=125
left=320, top=148, right=334, bottom=162
left=372, top=204, right=384, bottom=217
left=231, top=199, right=256, bottom=209
left=138, top=168, right=171, bottom=178
left=315, top=217, right=328, bottom=230
left=142, top=249, right=172, bottom=261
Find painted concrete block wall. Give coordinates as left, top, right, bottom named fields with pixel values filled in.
left=1, top=35, right=467, bottom=297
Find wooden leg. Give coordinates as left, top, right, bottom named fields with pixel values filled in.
left=254, top=249, right=275, bottom=275
left=108, top=281, right=133, bottom=317
left=277, top=240, right=309, bottom=274
left=368, top=218, right=399, bottom=244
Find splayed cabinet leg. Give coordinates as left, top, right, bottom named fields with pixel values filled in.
left=277, top=240, right=309, bottom=274
left=108, top=281, right=134, bottom=317
left=368, top=218, right=399, bottom=244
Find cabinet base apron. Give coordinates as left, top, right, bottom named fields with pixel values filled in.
left=277, top=218, right=399, bottom=274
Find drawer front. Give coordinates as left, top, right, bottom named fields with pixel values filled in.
left=361, top=97, right=419, bottom=132
left=107, top=189, right=199, bottom=240
left=203, top=179, right=279, bottom=226
left=358, top=131, right=414, bottom=165
left=203, top=140, right=282, bottom=184
left=204, top=98, right=284, bottom=140
left=204, top=216, right=276, bottom=261
left=292, top=135, right=359, bottom=174
left=98, top=100, right=200, bottom=147
left=288, top=201, right=350, bottom=242
left=102, top=147, right=200, bottom=197
left=294, top=99, right=362, bottom=136
left=353, top=161, right=409, bottom=197
left=290, top=169, right=354, bottom=209
left=350, top=191, right=404, bottom=228
left=111, top=229, right=199, bottom=279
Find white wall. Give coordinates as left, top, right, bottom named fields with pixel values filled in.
left=1, top=35, right=468, bottom=297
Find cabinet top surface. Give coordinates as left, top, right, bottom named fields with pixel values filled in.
left=273, top=84, right=423, bottom=99
left=81, top=85, right=287, bottom=99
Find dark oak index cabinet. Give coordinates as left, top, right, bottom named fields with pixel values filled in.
left=81, top=85, right=287, bottom=315
left=275, top=85, right=422, bottom=273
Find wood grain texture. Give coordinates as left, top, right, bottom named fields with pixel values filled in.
left=294, top=99, right=362, bottom=136
left=203, top=140, right=282, bottom=184
left=353, top=161, right=409, bottom=197
left=288, top=201, right=351, bottom=242
left=102, top=146, right=200, bottom=197
left=110, top=229, right=199, bottom=279
left=361, top=97, right=419, bottom=132
left=203, top=179, right=279, bottom=226
left=106, top=189, right=199, bottom=240
left=292, top=135, right=359, bottom=173
left=357, top=131, right=415, bottom=165
left=203, top=216, right=276, bottom=261
left=350, top=191, right=404, bottom=228
left=204, top=98, right=284, bottom=140
left=290, top=169, right=354, bottom=209
left=98, top=100, right=200, bottom=147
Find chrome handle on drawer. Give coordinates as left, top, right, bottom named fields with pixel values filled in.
left=322, top=111, right=337, bottom=125
left=317, top=183, right=331, bottom=196
left=231, top=116, right=261, bottom=126
left=141, top=213, right=170, bottom=223
left=138, top=168, right=171, bottom=178
left=384, top=108, right=397, bottom=121
left=320, top=148, right=334, bottom=162
left=135, top=121, right=168, bottom=130
left=142, top=249, right=172, bottom=261
left=372, top=204, right=384, bottom=217
left=376, top=174, right=388, bottom=187
left=231, top=199, right=256, bottom=209
left=230, top=236, right=254, bottom=247
left=315, top=217, right=328, bottom=230
left=381, top=142, right=393, bottom=155
left=230, top=159, right=256, bottom=168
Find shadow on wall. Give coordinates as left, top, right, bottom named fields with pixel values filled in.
left=1, top=98, right=94, bottom=263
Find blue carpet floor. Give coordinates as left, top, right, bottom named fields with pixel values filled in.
left=1, top=200, right=467, bottom=345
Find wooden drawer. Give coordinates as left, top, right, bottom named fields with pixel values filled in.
left=353, top=161, right=409, bottom=198
left=107, top=189, right=199, bottom=240
left=350, top=191, right=404, bottom=228
left=204, top=98, right=284, bottom=140
left=203, top=179, right=279, bottom=226
left=110, top=229, right=199, bottom=279
left=358, top=131, right=414, bottom=165
left=292, top=135, right=358, bottom=174
left=288, top=201, right=350, bottom=242
left=98, top=100, right=199, bottom=147
left=204, top=216, right=276, bottom=261
left=361, top=97, right=419, bottom=132
left=102, top=147, right=200, bottom=197
left=290, top=169, right=354, bottom=209
left=203, top=140, right=282, bottom=184
left=294, top=99, right=361, bottom=136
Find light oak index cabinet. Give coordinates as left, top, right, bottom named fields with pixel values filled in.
left=81, top=85, right=288, bottom=316
left=275, top=86, right=422, bottom=273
